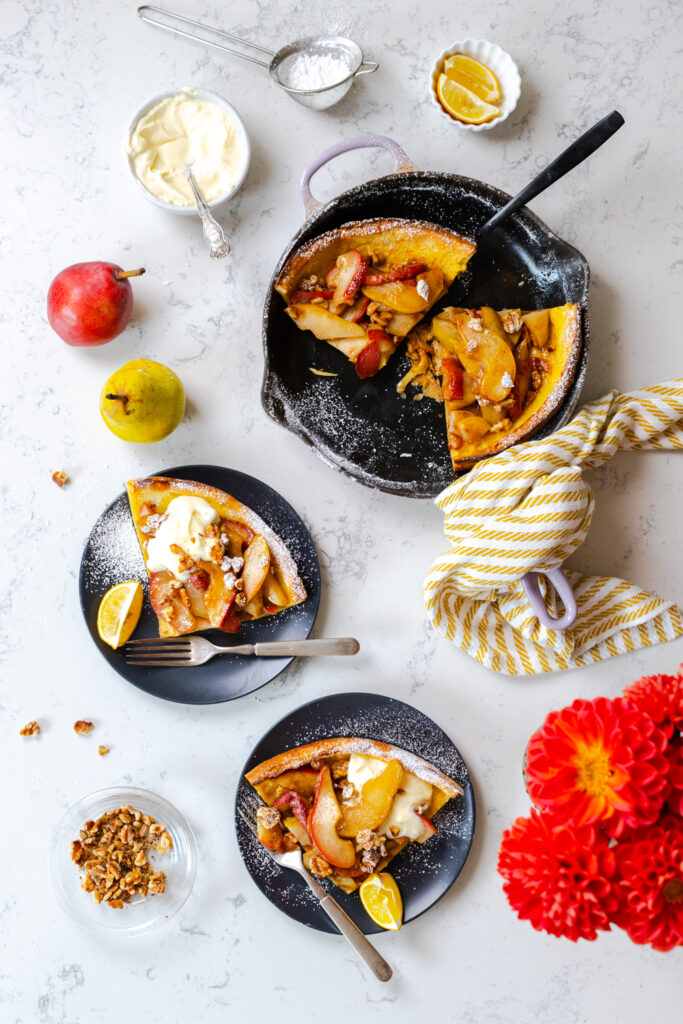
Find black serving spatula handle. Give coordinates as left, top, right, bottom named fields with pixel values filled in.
left=479, top=110, right=625, bottom=237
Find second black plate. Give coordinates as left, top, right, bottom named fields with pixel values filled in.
left=236, top=692, right=475, bottom=935
left=79, top=465, right=321, bottom=705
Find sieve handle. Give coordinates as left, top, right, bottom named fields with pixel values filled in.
left=354, top=61, right=379, bottom=76
left=299, top=134, right=418, bottom=218
left=521, top=568, right=578, bottom=631
left=137, top=6, right=275, bottom=67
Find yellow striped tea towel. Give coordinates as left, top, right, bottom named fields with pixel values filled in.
left=424, top=380, right=683, bottom=675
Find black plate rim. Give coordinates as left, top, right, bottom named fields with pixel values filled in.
left=261, top=168, right=590, bottom=498
left=235, top=690, right=476, bottom=935
left=78, top=463, right=321, bottom=706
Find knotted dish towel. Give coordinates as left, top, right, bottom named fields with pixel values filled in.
left=424, top=380, right=683, bottom=675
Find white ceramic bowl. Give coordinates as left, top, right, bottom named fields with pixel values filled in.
left=430, top=39, right=521, bottom=132
left=49, top=786, right=197, bottom=935
left=125, top=88, right=251, bottom=215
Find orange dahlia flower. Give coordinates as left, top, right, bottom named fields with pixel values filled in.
left=498, top=810, right=617, bottom=941
left=613, top=821, right=683, bottom=951
left=525, top=697, right=669, bottom=837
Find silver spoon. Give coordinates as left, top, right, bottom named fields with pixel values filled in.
left=185, top=165, right=231, bottom=259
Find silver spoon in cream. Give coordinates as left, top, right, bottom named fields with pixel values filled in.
left=185, top=165, right=231, bottom=259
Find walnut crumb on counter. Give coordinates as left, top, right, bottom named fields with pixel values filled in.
left=51, top=470, right=69, bottom=487
left=98, top=745, right=110, bottom=756
left=74, top=720, right=94, bottom=735
left=20, top=721, right=40, bottom=737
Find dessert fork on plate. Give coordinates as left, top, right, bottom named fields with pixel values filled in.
left=125, top=636, right=359, bottom=667
left=237, top=786, right=393, bottom=982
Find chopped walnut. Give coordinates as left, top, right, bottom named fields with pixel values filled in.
left=51, top=470, right=68, bottom=487
left=71, top=805, right=170, bottom=908
left=299, top=274, right=321, bottom=289
left=360, top=848, right=383, bottom=873
left=500, top=309, right=523, bottom=333
left=309, top=855, right=333, bottom=878
left=256, top=805, right=281, bottom=830
left=98, top=745, right=110, bottom=756
left=74, top=720, right=94, bottom=735
left=19, top=721, right=40, bottom=737
left=140, top=513, right=164, bottom=536
left=331, top=759, right=349, bottom=780
left=356, top=829, right=377, bottom=851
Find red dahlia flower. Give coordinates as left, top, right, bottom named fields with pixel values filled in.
left=497, top=810, right=617, bottom=941
left=622, top=671, right=683, bottom=739
left=613, top=821, right=683, bottom=951
left=525, top=697, right=669, bottom=837
left=664, top=739, right=683, bottom=818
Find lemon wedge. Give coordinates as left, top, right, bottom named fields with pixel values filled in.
left=442, top=53, right=502, bottom=104
left=359, top=872, right=403, bottom=931
left=97, top=581, right=143, bottom=649
left=436, top=74, right=501, bottom=125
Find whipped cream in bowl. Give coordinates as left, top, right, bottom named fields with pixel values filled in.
left=125, top=87, right=250, bottom=214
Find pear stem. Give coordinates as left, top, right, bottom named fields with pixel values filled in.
left=115, top=268, right=146, bottom=280
left=105, top=393, right=129, bottom=405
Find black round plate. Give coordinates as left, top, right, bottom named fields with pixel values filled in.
left=262, top=169, right=590, bottom=498
left=79, top=465, right=321, bottom=705
left=235, top=692, right=475, bottom=934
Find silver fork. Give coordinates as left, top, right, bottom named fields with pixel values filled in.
left=237, top=786, right=393, bottom=982
left=125, top=636, right=359, bottom=667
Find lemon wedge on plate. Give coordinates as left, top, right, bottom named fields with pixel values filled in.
left=436, top=73, right=501, bottom=125
left=359, top=872, right=403, bottom=931
left=97, top=581, right=143, bottom=649
left=442, top=54, right=502, bottom=104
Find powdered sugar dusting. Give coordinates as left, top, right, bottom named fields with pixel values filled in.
left=81, top=494, right=147, bottom=592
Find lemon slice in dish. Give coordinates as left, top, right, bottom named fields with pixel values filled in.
left=442, top=53, right=502, bottom=104
left=436, top=74, right=501, bottom=125
left=97, top=581, right=143, bottom=649
left=359, top=872, right=403, bottom=931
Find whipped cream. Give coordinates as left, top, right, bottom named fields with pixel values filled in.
left=127, top=89, right=246, bottom=206
left=146, top=496, right=218, bottom=581
left=346, top=754, right=433, bottom=841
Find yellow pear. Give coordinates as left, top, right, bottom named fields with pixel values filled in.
left=100, top=359, right=185, bottom=442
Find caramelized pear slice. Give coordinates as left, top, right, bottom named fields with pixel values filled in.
left=309, top=765, right=356, bottom=868
left=447, top=408, right=492, bottom=447
left=522, top=309, right=550, bottom=348
left=242, top=535, right=271, bottom=602
left=287, top=303, right=366, bottom=341
left=338, top=759, right=403, bottom=837
left=361, top=269, right=444, bottom=314
left=433, top=312, right=516, bottom=403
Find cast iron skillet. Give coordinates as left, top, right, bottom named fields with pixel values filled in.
left=262, top=134, right=592, bottom=498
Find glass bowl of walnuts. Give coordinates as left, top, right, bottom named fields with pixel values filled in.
left=49, top=786, right=197, bottom=934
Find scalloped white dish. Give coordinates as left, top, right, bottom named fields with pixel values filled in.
left=430, top=39, right=521, bottom=132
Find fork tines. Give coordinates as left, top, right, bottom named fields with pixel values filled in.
left=124, top=636, right=194, bottom=666
left=236, top=786, right=264, bottom=836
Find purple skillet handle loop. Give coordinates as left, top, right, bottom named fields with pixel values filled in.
left=299, top=134, right=417, bottom=219
left=521, top=568, right=578, bottom=631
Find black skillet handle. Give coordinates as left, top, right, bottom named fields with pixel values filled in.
left=480, top=110, right=625, bottom=236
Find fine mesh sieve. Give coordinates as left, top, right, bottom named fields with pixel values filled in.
left=138, top=7, right=378, bottom=110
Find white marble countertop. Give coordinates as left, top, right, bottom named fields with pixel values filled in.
left=2, top=0, right=683, bottom=1019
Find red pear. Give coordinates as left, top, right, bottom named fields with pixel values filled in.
left=47, top=261, right=145, bottom=346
